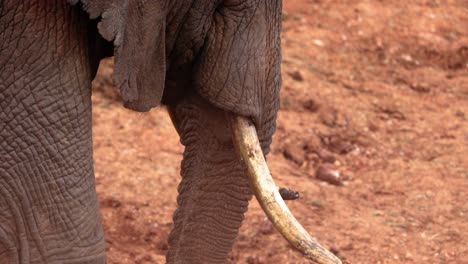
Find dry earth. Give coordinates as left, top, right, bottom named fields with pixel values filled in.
left=91, top=1, right=468, bottom=263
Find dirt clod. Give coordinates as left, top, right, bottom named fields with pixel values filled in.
left=302, top=98, right=320, bottom=112
left=315, top=165, right=344, bottom=186
left=321, top=134, right=356, bottom=155
left=259, top=219, right=275, bottom=235
left=319, top=106, right=339, bottom=127
left=282, top=142, right=305, bottom=165
left=278, top=187, right=300, bottom=200
left=287, top=70, right=304, bottom=81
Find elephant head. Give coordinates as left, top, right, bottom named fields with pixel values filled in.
left=0, top=1, right=340, bottom=263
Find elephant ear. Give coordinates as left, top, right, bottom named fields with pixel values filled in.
left=69, top=0, right=166, bottom=112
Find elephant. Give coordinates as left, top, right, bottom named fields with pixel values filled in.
left=0, top=1, right=340, bottom=264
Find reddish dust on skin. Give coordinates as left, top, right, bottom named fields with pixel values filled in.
left=92, top=1, right=467, bottom=263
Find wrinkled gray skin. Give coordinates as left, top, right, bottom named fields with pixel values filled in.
left=0, top=1, right=281, bottom=263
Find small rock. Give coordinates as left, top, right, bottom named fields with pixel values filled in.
left=144, top=225, right=167, bottom=243
left=246, top=256, right=264, bottom=264
left=368, top=121, right=379, bottom=132
left=305, top=137, right=337, bottom=163
left=320, top=106, right=338, bottom=127
left=309, top=199, right=325, bottom=209
left=303, top=98, right=320, bottom=112
left=446, top=38, right=468, bottom=70
left=305, top=136, right=322, bottom=151
left=321, top=135, right=356, bottom=155
left=410, top=82, right=431, bottom=93
left=305, top=152, right=321, bottom=167
left=376, top=102, right=405, bottom=120
left=315, top=165, right=343, bottom=186
left=259, top=219, right=274, bottom=235
left=287, top=70, right=304, bottom=81
left=318, top=149, right=337, bottom=163
left=319, top=106, right=348, bottom=128
left=283, top=142, right=305, bottom=165
left=455, top=110, right=465, bottom=119
left=313, top=39, right=325, bottom=47
left=278, top=187, right=300, bottom=200
left=124, top=209, right=137, bottom=220
left=135, top=254, right=153, bottom=264
left=157, top=240, right=169, bottom=251
left=400, top=54, right=415, bottom=63
left=341, top=243, right=354, bottom=251
left=101, top=196, right=122, bottom=208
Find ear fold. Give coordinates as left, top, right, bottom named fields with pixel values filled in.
left=69, top=0, right=166, bottom=112
left=192, top=2, right=282, bottom=153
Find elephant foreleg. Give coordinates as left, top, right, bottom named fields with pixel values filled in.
left=0, top=2, right=105, bottom=263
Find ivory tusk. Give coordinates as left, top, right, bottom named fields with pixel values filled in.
left=229, top=114, right=342, bottom=264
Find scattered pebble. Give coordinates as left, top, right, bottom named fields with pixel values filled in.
left=410, top=82, right=431, bottom=93
left=287, top=70, right=304, bottom=81
left=302, top=98, right=320, bottom=112
left=455, top=110, right=465, bottom=119
left=321, top=134, right=356, bottom=155
left=320, top=106, right=338, bottom=127
left=278, top=187, right=300, bottom=200
left=313, top=39, right=325, bottom=47
left=315, top=165, right=344, bottom=186
left=318, top=149, right=337, bottom=163
left=259, top=218, right=274, bottom=235
left=283, top=142, right=305, bottom=165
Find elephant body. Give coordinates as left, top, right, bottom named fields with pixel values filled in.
left=0, top=1, right=282, bottom=263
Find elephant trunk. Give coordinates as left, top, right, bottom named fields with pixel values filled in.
left=167, top=95, right=252, bottom=263
left=166, top=93, right=340, bottom=264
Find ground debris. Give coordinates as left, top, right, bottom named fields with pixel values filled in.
left=287, top=70, right=305, bottom=81
left=315, top=165, right=344, bottom=186
left=278, top=187, right=300, bottom=200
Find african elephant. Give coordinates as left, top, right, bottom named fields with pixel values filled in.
left=0, top=1, right=340, bottom=263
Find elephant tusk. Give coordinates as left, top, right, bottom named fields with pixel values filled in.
left=229, top=114, right=342, bottom=264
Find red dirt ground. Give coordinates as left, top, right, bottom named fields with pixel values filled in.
left=91, top=1, right=468, bottom=263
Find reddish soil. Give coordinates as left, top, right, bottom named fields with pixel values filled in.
left=91, top=1, right=468, bottom=263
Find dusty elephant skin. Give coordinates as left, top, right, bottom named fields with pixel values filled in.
left=0, top=1, right=283, bottom=264
left=0, top=2, right=107, bottom=264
